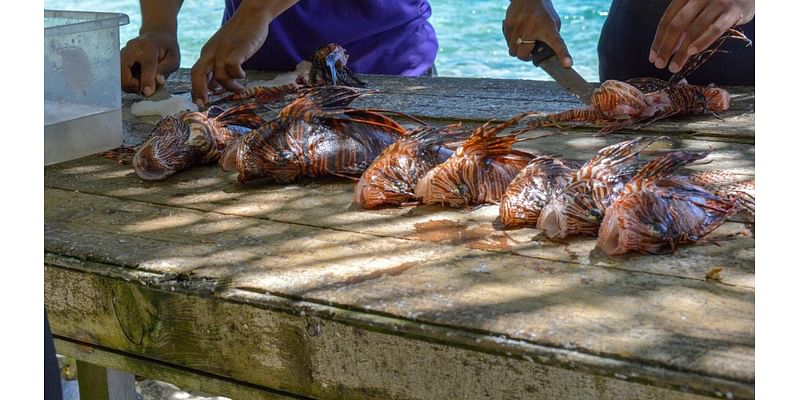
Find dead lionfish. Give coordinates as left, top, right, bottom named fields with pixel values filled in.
left=537, top=136, right=664, bottom=239
left=354, top=124, right=472, bottom=208
left=687, top=170, right=756, bottom=222
left=499, top=156, right=578, bottom=229
left=132, top=104, right=265, bottom=180
left=220, top=86, right=421, bottom=184
left=597, top=150, right=743, bottom=255
left=414, top=114, right=542, bottom=208
left=521, top=29, right=750, bottom=135
left=211, top=43, right=366, bottom=105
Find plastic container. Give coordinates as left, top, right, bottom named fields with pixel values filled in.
left=44, top=10, right=129, bottom=165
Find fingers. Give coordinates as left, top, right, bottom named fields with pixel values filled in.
left=667, top=4, right=724, bottom=73
left=139, top=51, right=159, bottom=97
left=684, top=10, right=741, bottom=61
left=120, top=58, right=141, bottom=94
left=547, top=34, right=573, bottom=68
left=191, top=49, right=247, bottom=107
left=191, top=58, right=213, bottom=107
left=651, top=0, right=697, bottom=69
left=120, top=35, right=179, bottom=96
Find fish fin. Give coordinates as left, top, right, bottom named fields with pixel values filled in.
left=670, top=28, right=752, bottom=85
left=324, top=110, right=408, bottom=136
left=296, top=86, right=376, bottom=108
left=576, top=136, right=666, bottom=180
left=100, top=146, right=137, bottom=165
left=625, top=78, right=670, bottom=94
left=632, top=150, right=712, bottom=184
left=208, top=82, right=300, bottom=105
left=214, top=103, right=267, bottom=129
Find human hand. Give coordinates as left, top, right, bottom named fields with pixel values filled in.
left=650, top=0, right=755, bottom=73
left=121, top=32, right=180, bottom=96
left=190, top=4, right=274, bottom=107
left=503, top=0, right=572, bottom=67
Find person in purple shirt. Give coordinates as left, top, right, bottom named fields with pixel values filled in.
left=120, top=0, right=438, bottom=106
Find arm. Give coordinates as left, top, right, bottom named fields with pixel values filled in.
left=503, top=0, right=572, bottom=67
left=649, top=0, right=755, bottom=73
left=190, top=0, right=299, bottom=107
left=120, top=0, right=183, bottom=96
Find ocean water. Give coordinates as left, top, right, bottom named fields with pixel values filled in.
left=44, top=0, right=610, bottom=81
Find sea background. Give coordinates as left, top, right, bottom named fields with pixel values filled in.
left=43, top=0, right=611, bottom=81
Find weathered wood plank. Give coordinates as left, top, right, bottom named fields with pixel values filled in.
left=45, top=155, right=755, bottom=288
left=46, top=262, right=745, bottom=399
left=44, top=187, right=754, bottom=387
left=56, top=339, right=307, bottom=400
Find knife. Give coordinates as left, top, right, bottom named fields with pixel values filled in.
left=531, top=42, right=594, bottom=105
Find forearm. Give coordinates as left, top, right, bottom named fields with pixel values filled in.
left=139, top=0, right=183, bottom=35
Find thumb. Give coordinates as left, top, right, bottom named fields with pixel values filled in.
left=546, top=33, right=573, bottom=68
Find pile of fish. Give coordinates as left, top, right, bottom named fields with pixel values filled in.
left=498, top=138, right=754, bottom=255
left=112, top=37, right=754, bottom=256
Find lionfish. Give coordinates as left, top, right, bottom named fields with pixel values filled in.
left=499, top=156, right=578, bottom=229
left=687, top=170, right=755, bottom=222
left=536, top=136, right=664, bottom=239
left=414, top=114, right=541, bottom=208
left=354, top=124, right=472, bottom=208
left=596, top=150, right=744, bottom=255
left=220, top=86, right=420, bottom=184
left=520, top=29, right=750, bottom=135
left=131, top=104, right=265, bottom=180
left=211, top=43, right=366, bottom=105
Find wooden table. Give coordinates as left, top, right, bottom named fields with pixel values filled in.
left=45, top=70, right=755, bottom=400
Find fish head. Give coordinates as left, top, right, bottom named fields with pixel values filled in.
left=354, top=173, right=401, bottom=208
left=538, top=181, right=605, bottom=239
left=596, top=190, right=678, bottom=255
left=703, top=86, right=731, bottom=112
left=219, top=136, right=243, bottom=172
left=308, top=43, right=365, bottom=87
left=354, top=147, right=420, bottom=208
left=133, top=115, right=209, bottom=180
left=414, top=161, right=471, bottom=208
left=537, top=199, right=569, bottom=239
left=596, top=203, right=627, bottom=255
left=233, top=121, right=301, bottom=183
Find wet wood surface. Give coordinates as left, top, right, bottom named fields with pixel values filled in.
left=46, top=70, right=755, bottom=400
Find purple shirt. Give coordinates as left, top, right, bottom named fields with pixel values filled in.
left=223, top=0, right=438, bottom=76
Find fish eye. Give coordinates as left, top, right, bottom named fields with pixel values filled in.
left=650, top=222, right=668, bottom=235
left=276, top=150, right=294, bottom=164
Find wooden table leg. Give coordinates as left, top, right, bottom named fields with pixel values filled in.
left=76, top=361, right=136, bottom=400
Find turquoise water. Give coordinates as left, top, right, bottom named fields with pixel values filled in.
left=44, top=0, right=610, bottom=81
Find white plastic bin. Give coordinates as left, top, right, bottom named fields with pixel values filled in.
left=44, top=9, right=129, bottom=165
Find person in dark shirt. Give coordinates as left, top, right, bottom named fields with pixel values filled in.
left=503, top=0, right=755, bottom=85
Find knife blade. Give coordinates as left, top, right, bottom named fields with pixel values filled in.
left=531, top=42, right=594, bottom=105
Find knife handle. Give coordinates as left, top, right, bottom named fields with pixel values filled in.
left=531, top=41, right=555, bottom=67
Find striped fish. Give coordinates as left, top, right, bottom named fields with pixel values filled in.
left=221, top=86, right=415, bottom=184
left=414, top=114, right=539, bottom=208
left=597, top=151, right=742, bottom=255
left=536, top=137, right=665, bottom=239
left=519, top=29, right=749, bottom=136
left=354, top=124, right=472, bottom=209
left=499, top=156, right=578, bottom=229
left=211, top=43, right=366, bottom=106
left=132, top=103, right=265, bottom=181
